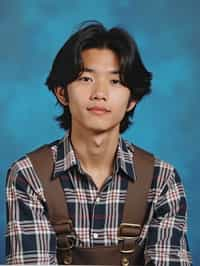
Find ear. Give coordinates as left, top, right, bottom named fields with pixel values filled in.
left=126, top=99, right=137, bottom=112
left=54, top=87, right=68, bottom=106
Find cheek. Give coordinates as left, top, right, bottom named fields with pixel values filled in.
left=110, top=101, right=128, bottom=124
left=68, top=91, right=88, bottom=115
left=68, top=85, right=90, bottom=103
left=111, top=91, right=130, bottom=110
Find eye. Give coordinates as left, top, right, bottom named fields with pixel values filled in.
left=78, top=76, right=93, bottom=82
left=111, top=79, right=122, bottom=85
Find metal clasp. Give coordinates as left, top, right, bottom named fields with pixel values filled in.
left=118, top=223, right=141, bottom=254
left=57, top=233, right=76, bottom=265
left=57, top=232, right=76, bottom=250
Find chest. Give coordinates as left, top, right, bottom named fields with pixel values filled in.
left=59, top=171, right=129, bottom=247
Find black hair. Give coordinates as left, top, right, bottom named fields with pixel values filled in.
left=46, top=21, right=152, bottom=133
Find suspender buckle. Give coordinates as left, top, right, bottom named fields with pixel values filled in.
left=118, top=223, right=141, bottom=266
left=118, top=223, right=141, bottom=242
left=56, top=220, right=76, bottom=265
left=57, top=233, right=76, bottom=265
left=57, top=233, right=76, bottom=250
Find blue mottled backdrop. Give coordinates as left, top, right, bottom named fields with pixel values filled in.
left=1, top=0, right=199, bottom=264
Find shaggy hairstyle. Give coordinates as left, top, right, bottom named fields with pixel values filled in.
left=46, top=21, right=152, bottom=133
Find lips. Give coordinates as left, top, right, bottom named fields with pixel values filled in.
left=87, top=106, right=110, bottom=112
left=88, top=107, right=108, bottom=112
left=87, top=106, right=110, bottom=114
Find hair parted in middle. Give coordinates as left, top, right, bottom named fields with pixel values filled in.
left=46, top=21, right=152, bottom=133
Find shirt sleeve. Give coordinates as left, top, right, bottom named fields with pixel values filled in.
left=144, top=165, right=192, bottom=266
left=6, top=158, right=57, bottom=264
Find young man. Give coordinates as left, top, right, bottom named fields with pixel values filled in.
left=6, top=22, right=192, bottom=265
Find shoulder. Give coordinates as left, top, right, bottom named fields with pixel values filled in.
left=125, top=140, right=181, bottom=188
left=151, top=156, right=184, bottom=198
left=6, top=139, right=60, bottom=193
left=153, top=157, right=178, bottom=185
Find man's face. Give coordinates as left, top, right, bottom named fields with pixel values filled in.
left=61, top=48, right=136, bottom=134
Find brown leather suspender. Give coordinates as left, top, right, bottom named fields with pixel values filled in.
left=28, top=144, right=154, bottom=265
left=28, top=145, right=71, bottom=234
left=28, top=145, right=74, bottom=264
left=118, top=145, right=154, bottom=265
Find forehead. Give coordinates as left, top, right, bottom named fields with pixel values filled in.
left=81, top=48, right=120, bottom=73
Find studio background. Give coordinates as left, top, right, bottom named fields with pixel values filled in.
left=1, top=1, right=199, bottom=264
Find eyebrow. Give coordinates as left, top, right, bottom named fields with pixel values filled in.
left=83, top=67, right=120, bottom=75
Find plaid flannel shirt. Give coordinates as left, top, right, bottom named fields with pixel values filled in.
left=6, top=133, right=192, bottom=265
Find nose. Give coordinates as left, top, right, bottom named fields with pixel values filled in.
left=89, top=80, right=108, bottom=101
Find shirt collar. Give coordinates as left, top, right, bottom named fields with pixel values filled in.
left=115, top=137, right=137, bottom=181
left=53, top=132, right=137, bottom=182
left=53, top=132, right=78, bottom=178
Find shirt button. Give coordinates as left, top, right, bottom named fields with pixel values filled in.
left=93, top=233, right=98, bottom=239
left=96, top=197, right=100, bottom=203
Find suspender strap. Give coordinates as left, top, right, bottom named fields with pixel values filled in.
left=123, top=145, right=154, bottom=225
left=28, top=145, right=75, bottom=264
left=27, top=145, right=71, bottom=233
left=118, top=145, right=154, bottom=266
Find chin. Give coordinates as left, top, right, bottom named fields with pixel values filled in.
left=86, top=124, right=120, bottom=134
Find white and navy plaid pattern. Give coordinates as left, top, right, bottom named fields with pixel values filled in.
left=6, top=133, right=192, bottom=265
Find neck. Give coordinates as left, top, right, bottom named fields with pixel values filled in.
left=70, top=125, right=120, bottom=176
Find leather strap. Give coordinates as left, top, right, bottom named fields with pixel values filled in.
left=27, top=145, right=71, bottom=234
left=118, top=145, right=154, bottom=266
left=123, top=145, right=154, bottom=225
